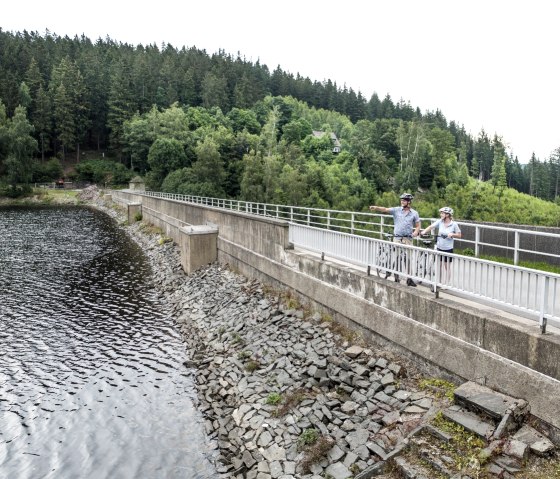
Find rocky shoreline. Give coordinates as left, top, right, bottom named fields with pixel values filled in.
left=87, top=191, right=557, bottom=479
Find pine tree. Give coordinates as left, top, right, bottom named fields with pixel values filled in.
left=491, top=144, right=507, bottom=203
left=52, top=83, right=75, bottom=159
left=201, top=71, right=229, bottom=111
left=49, top=57, right=89, bottom=160
left=107, top=60, right=135, bottom=161
left=550, top=147, right=560, bottom=201
left=33, top=85, right=52, bottom=161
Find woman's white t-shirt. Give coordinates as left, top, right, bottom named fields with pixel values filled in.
left=434, top=219, right=461, bottom=250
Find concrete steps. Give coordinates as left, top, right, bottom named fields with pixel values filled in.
left=441, top=406, right=495, bottom=439
left=355, top=381, right=557, bottom=479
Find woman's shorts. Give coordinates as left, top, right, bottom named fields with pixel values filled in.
left=437, top=248, right=453, bottom=263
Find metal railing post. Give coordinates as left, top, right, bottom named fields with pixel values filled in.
left=475, top=226, right=480, bottom=257
left=514, top=231, right=520, bottom=266
left=539, top=276, right=549, bottom=334
left=434, top=250, right=440, bottom=296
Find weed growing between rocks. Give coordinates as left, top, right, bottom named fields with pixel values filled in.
left=237, top=350, right=251, bottom=360
left=327, top=319, right=364, bottom=346
left=522, top=453, right=560, bottom=478
left=298, top=428, right=319, bottom=447
left=426, top=412, right=489, bottom=475
left=265, top=392, right=281, bottom=405
left=244, top=360, right=260, bottom=372
left=299, top=435, right=335, bottom=474
left=138, top=222, right=164, bottom=236
left=157, top=236, right=173, bottom=245
left=272, top=388, right=312, bottom=418
left=419, top=378, right=456, bottom=400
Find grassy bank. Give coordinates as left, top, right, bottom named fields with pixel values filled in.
left=0, top=188, right=80, bottom=205
left=457, top=248, right=560, bottom=275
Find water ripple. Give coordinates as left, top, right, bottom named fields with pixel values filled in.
left=0, top=206, right=215, bottom=479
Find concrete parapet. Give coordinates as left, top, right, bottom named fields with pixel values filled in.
left=127, top=203, right=142, bottom=223
left=180, top=225, right=218, bottom=274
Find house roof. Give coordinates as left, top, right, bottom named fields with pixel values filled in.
left=312, top=130, right=341, bottom=147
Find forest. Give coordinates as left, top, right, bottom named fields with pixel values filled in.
left=1, top=29, right=559, bottom=226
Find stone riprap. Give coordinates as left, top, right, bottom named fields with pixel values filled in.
left=172, top=267, right=440, bottom=478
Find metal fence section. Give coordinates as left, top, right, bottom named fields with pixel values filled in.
left=140, top=191, right=560, bottom=266
left=289, top=223, right=560, bottom=331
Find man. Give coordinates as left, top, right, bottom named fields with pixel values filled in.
left=369, top=193, right=421, bottom=286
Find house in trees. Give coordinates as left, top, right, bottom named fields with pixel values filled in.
left=312, top=131, right=341, bottom=154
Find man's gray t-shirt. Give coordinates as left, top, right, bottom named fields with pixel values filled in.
left=390, top=207, right=420, bottom=237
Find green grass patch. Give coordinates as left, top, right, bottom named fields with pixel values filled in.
left=265, top=392, right=282, bottom=405
left=34, top=188, right=78, bottom=198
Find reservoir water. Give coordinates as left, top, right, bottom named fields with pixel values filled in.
left=0, top=205, right=216, bottom=479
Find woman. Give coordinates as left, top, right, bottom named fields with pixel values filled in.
left=420, top=207, right=461, bottom=285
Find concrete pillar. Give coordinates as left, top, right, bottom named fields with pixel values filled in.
left=103, top=193, right=112, bottom=202
left=127, top=202, right=142, bottom=223
left=180, top=225, right=218, bottom=274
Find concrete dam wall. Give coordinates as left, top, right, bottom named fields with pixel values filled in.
left=109, top=190, right=560, bottom=432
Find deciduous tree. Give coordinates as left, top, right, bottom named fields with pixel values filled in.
left=5, top=106, right=37, bottom=186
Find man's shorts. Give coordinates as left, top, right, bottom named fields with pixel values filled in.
left=393, top=236, right=412, bottom=246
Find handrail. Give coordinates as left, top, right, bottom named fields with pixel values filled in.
left=137, top=191, right=560, bottom=266
left=289, top=223, right=559, bottom=332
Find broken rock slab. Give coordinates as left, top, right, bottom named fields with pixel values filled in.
left=512, top=424, right=555, bottom=456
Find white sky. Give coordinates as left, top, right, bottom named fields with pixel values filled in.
left=3, top=0, right=558, bottom=163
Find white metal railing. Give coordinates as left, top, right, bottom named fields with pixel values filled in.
left=289, top=223, right=560, bottom=332
left=119, top=190, right=560, bottom=331
left=139, top=191, right=560, bottom=267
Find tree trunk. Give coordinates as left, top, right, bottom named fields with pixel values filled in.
left=41, top=134, right=45, bottom=163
